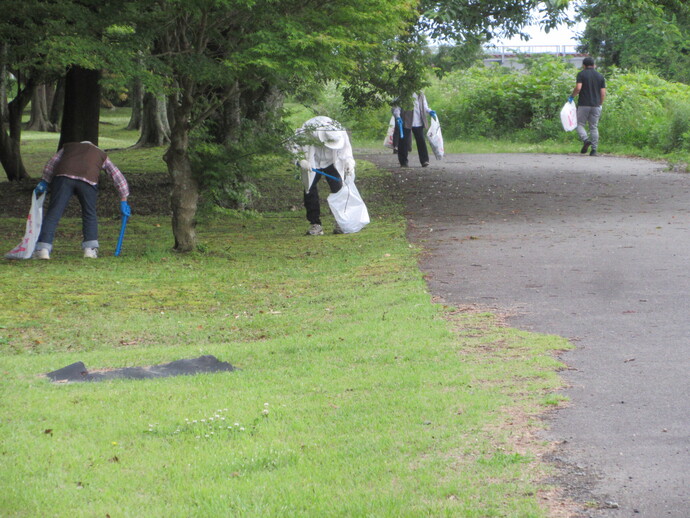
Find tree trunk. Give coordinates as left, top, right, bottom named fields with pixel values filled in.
left=0, top=79, right=35, bottom=181
left=164, top=85, right=198, bottom=252
left=26, top=84, right=58, bottom=132
left=59, top=66, right=101, bottom=148
left=134, top=91, right=170, bottom=147
left=49, top=78, right=64, bottom=129
left=126, top=77, right=143, bottom=131
left=0, top=43, right=8, bottom=125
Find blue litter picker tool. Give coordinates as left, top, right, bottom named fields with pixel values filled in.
left=114, top=214, right=129, bottom=257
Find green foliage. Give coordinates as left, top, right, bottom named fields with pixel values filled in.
left=429, top=41, right=487, bottom=77
left=428, top=56, right=575, bottom=141
left=578, top=0, right=690, bottom=84
left=419, top=0, right=571, bottom=43
left=601, top=69, right=690, bottom=151
left=290, top=82, right=391, bottom=141
left=419, top=56, right=690, bottom=156
left=189, top=141, right=260, bottom=211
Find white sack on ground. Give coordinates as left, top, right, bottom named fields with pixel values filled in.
left=327, top=177, right=370, bottom=234
left=383, top=116, right=395, bottom=149
left=427, top=116, right=445, bottom=160
left=5, top=192, right=45, bottom=260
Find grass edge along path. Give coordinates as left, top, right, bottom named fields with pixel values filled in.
left=1, top=160, right=572, bottom=517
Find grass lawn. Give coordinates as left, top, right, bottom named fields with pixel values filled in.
left=1, top=109, right=572, bottom=517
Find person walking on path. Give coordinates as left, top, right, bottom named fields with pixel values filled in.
left=33, top=141, right=131, bottom=259
left=392, top=92, right=437, bottom=168
left=570, top=57, right=606, bottom=156
left=293, top=116, right=355, bottom=236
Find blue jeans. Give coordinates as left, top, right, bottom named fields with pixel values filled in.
left=36, top=176, right=99, bottom=251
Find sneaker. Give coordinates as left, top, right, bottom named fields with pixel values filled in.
left=580, top=140, right=592, bottom=154
left=333, top=224, right=344, bottom=235
left=422, top=162, right=429, bottom=167
left=34, top=248, right=50, bottom=260
left=589, top=148, right=598, bottom=157
left=83, top=247, right=98, bottom=258
left=400, top=162, right=409, bottom=168
left=306, top=224, right=324, bottom=236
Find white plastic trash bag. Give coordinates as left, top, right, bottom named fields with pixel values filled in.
left=383, top=116, right=395, bottom=149
left=5, top=191, right=45, bottom=260
left=427, top=116, right=445, bottom=160
left=327, top=177, right=370, bottom=234
left=560, top=101, right=577, bottom=131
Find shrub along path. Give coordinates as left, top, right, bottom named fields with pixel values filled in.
left=364, top=150, right=690, bottom=517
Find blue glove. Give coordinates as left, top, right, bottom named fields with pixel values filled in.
left=568, top=96, right=574, bottom=103
left=34, top=180, right=48, bottom=196
left=429, top=110, right=437, bottom=120
left=120, top=200, right=131, bottom=217
left=396, top=117, right=404, bottom=138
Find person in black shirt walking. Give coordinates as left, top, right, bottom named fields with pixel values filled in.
left=569, top=57, right=606, bottom=156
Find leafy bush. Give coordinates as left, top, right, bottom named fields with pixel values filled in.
left=426, top=56, right=575, bottom=141
left=421, top=57, right=690, bottom=155
left=600, top=69, right=690, bottom=152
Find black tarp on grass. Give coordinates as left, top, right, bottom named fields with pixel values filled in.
left=46, top=355, right=235, bottom=382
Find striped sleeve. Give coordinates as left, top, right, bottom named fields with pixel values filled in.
left=103, top=158, right=130, bottom=199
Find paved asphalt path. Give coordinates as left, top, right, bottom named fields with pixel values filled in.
left=363, top=151, right=689, bottom=517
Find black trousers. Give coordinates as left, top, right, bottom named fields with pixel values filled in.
left=397, top=126, right=429, bottom=166
left=304, top=164, right=342, bottom=224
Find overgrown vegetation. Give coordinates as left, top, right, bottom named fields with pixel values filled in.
left=423, top=56, right=690, bottom=162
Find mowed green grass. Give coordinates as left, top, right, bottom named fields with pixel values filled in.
left=0, top=109, right=571, bottom=517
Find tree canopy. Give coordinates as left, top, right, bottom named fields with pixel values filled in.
left=2, top=0, right=576, bottom=251
left=577, top=0, right=690, bottom=83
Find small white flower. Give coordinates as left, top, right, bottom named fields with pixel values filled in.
left=234, top=423, right=240, bottom=427
left=239, top=427, right=245, bottom=432
left=262, top=409, right=269, bottom=416
left=264, top=403, right=269, bottom=407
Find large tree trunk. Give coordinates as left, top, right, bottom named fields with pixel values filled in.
left=49, top=78, right=64, bottom=129
left=164, top=84, right=198, bottom=252
left=126, top=77, right=143, bottom=131
left=26, top=84, right=58, bottom=132
left=59, top=66, right=101, bottom=148
left=134, top=91, right=170, bottom=147
left=0, top=79, right=35, bottom=181
left=0, top=43, right=8, bottom=125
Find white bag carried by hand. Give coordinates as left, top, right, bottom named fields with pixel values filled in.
left=560, top=101, right=577, bottom=131
left=327, top=176, right=370, bottom=234
left=383, top=116, right=395, bottom=149
left=5, top=191, right=45, bottom=260
left=427, top=116, right=445, bottom=160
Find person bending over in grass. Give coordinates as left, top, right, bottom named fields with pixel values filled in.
left=292, top=116, right=355, bottom=236
left=33, top=141, right=131, bottom=259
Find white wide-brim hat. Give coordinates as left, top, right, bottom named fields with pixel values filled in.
left=317, top=128, right=346, bottom=150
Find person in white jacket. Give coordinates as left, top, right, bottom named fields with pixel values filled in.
left=392, top=92, right=436, bottom=168
left=293, top=116, right=355, bottom=235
